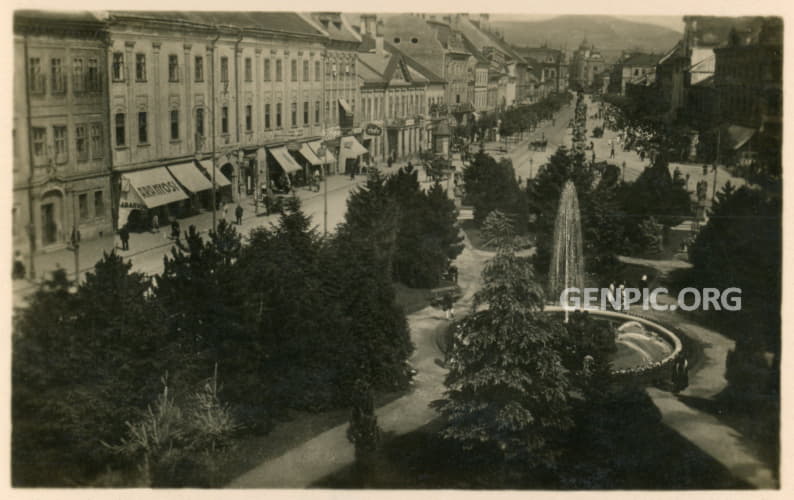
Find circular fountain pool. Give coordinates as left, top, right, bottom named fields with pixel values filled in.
left=545, top=306, right=683, bottom=379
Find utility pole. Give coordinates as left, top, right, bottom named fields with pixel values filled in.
left=209, top=30, right=220, bottom=232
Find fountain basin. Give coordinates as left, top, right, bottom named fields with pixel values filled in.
left=545, top=306, right=683, bottom=382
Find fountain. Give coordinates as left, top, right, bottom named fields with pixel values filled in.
left=548, top=180, right=585, bottom=308
left=545, top=178, right=682, bottom=381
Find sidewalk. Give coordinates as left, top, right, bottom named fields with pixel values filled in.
left=12, top=175, right=363, bottom=306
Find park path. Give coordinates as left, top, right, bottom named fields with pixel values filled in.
left=634, top=275, right=777, bottom=488
left=228, top=232, right=488, bottom=488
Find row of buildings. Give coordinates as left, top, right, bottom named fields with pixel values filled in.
left=15, top=11, right=574, bottom=274
left=611, top=16, right=782, bottom=169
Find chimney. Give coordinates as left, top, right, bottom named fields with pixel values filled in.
left=360, top=14, right=377, bottom=36
left=480, top=13, right=489, bottom=31
left=375, top=33, right=384, bottom=55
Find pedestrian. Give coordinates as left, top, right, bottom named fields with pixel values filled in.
left=222, top=203, right=229, bottom=222
left=591, top=150, right=596, bottom=163
left=119, top=224, right=130, bottom=251
left=702, top=164, right=709, bottom=176
left=235, top=203, right=243, bottom=225
left=12, top=251, right=26, bottom=280
left=170, top=219, right=180, bottom=242
left=610, top=144, right=615, bottom=159
left=151, top=213, right=159, bottom=233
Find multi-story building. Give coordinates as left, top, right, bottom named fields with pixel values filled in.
left=571, top=39, right=605, bottom=90
left=713, top=18, right=782, bottom=167
left=617, top=53, right=661, bottom=95
left=306, top=13, right=362, bottom=149
left=514, top=46, right=568, bottom=95
left=106, top=11, right=366, bottom=231
left=14, top=11, right=113, bottom=274
left=380, top=14, right=472, bottom=119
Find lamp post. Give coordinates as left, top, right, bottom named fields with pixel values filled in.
left=317, top=144, right=329, bottom=237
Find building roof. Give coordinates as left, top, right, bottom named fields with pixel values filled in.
left=306, top=12, right=361, bottom=43
left=109, top=11, right=325, bottom=37
left=622, top=53, right=661, bottom=67
left=14, top=10, right=106, bottom=33
left=386, top=42, right=446, bottom=83
left=514, top=46, right=563, bottom=64
left=460, top=34, right=490, bottom=65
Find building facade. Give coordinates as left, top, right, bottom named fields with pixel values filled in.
left=14, top=11, right=114, bottom=273
left=571, top=39, right=605, bottom=90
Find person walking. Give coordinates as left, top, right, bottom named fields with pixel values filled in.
left=119, top=224, right=130, bottom=251
left=610, top=143, right=615, bottom=159
left=222, top=203, right=229, bottom=222
left=235, top=203, right=243, bottom=225
left=170, top=219, right=180, bottom=242
left=151, top=213, right=159, bottom=233
left=12, top=251, right=26, bottom=280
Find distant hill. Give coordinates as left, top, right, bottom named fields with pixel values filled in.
left=491, top=15, right=682, bottom=62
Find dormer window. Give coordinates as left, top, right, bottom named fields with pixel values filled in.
left=394, top=37, right=401, bottom=44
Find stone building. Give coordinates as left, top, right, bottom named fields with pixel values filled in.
left=571, top=39, right=605, bottom=90
left=105, top=11, right=347, bottom=230
left=14, top=11, right=114, bottom=275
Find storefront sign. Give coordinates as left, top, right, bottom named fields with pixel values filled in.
left=405, top=119, right=415, bottom=127
left=136, top=181, right=183, bottom=199
left=365, top=123, right=382, bottom=136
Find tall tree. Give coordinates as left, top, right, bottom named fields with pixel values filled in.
left=433, top=220, right=572, bottom=468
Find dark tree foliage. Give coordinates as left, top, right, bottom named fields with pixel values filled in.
left=13, top=254, right=168, bottom=485
left=688, top=183, right=781, bottom=356
left=155, top=221, right=245, bottom=388
left=463, top=151, right=528, bottom=231
left=386, top=169, right=463, bottom=288
left=621, top=153, right=692, bottom=229
left=433, top=235, right=572, bottom=468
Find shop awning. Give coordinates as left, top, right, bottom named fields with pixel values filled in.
left=339, top=136, right=368, bottom=157
left=167, top=161, right=214, bottom=193
left=724, top=124, right=757, bottom=151
left=198, top=159, right=232, bottom=187
left=122, top=167, right=188, bottom=209
left=309, top=140, right=335, bottom=164
left=339, top=98, right=353, bottom=115
left=299, top=143, right=322, bottom=166
left=269, top=146, right=303, bottom=174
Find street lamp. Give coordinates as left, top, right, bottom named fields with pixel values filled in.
left=316, top=144, right=330, bottom=237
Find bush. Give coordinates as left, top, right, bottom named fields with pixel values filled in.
left=592, top=126, right=604, bottom=138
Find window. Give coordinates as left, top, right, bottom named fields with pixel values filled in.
left=138, top=111, right=148, bottom=144
left=87, top=58, right=100, bottom=91
left=315, top=100, right=320, bottom=124
left=195, top=108, right=205, bottom=138
left=315, top=61, right=321, bottom=81
left=168, top=55, right=179, bottom=82
left=245, top=105, right=252, bottom=132
left=94, top=191, right=105, bottom=218
left=264, top=103, right=271, bottom=129
left=290, top=59, right=297, bottom=82
left=51, top=58, right=65, bottom=94
left=456, top=94, right=461, bottom=104
left=303, top=60, right=309, bottom=81
left=79, top=193, right=89, bottom=221
left=115, top=113, right=125, bottom=147
left=303, top=101, right=309, bottom=125
left=29, top=57, right=45, bottom=93
left=76, top=125, right=88, bottom=161
left=220, top=56, right=229, bottom=82
left=324, top=101, right=329, bottom=122
left=276, top=102, right=282, bottom=128
left=112, top=52, right=124, bottom=81
left=72, top=57, right=85, bottom=93
left=221, top=106, right=229, bottom=134
left=165, top=109, right=178, bottom=141
left=264, top=59, right=271, bottom=81
left=245, top=57, right=252, bottom=82
left=90, top=123, right=103, bottom=158
left=135, top=53, right=147, bottom=81
left=32, top=127, right=46, bottom=159
left=291, top=102, right=297, bottom=127
left=195, top=55, right=204, bottom=82
left=276, top=59, right=282, bottom=81
left=53, top=126, right=67, bottom=161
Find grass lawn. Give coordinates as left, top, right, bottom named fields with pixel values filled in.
left=313, top=388, right=751, bottom=490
